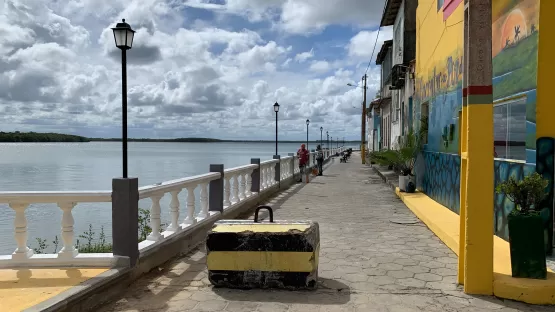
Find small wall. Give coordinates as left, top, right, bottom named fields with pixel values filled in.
left=420, top=150, right=461, bottom=214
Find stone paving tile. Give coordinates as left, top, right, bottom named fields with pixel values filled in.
left=98, top=154, right=555, bottom=312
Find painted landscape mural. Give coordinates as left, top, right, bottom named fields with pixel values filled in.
left=492, top=0, right=539, bottom=163
left=492, top=0, right=540, bottom=240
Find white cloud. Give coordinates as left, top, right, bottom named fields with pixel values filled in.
left=0, top=0, right=385, bottom=140
left=294, top=48, right=314, bottom=63
left=347, top=27, right=393, bottom=62
left=309, top=60, right=330, bottom=73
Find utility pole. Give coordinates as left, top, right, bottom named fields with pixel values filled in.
left=361, top=74, right=367, bottom=164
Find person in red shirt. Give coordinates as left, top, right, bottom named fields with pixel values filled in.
left=297, top=144, right=309, bottom=182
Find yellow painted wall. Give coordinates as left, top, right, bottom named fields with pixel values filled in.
left=416, top=0, right=464, bottom=95
left=537, top=0, right=555, bottom=138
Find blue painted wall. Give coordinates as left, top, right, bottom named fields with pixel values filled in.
left=421, top=151, right=461, bottom=214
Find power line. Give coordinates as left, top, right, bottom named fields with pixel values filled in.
left=364, top=0, right=389, bottom=75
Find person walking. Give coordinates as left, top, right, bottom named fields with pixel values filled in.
left=297, top=143, right=309, bottom=182
left=316, top=144, right=324, bottom=176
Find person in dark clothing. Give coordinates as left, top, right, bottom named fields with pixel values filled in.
left=316, top=144, right=324, bottom=176
left=297, top=144, right=309, bottom=182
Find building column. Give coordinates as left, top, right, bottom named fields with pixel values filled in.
left=459, top=0, right=494, bottom=295
left=536, top=0, right=555, bottom=255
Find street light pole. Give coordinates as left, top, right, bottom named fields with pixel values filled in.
left=362, top=74, right=368, bottom=164
left=320, top=127, right=323, bottom=149
left=112, top=19, right=135, bottom=178
left=326, top=131, right=329, bottom=153
left=306, top=119, right=310, bottom=151
left=273, top=102, right=280, bottom=155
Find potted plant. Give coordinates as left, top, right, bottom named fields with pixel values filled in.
left=495, top=172, right=549, bottom=279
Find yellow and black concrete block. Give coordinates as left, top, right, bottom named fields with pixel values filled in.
left=206, top=206, right=320, bottom=289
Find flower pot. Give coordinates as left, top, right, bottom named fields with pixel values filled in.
left=398, top=175, right=409, bottom=192
left=507, top=212, right=547, bottom=279
left=406, top=175, right=416, bottom=193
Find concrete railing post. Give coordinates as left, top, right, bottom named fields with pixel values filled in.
left=112, top=178, right=139, bottom=267
left=311, top=149, right=315, bottom=167
left=288, top=153, right=295, bottom=177
left=250, top=158, right=261, bottom=193
left=273, top=155, right=280, bottom=184
left=209, top=164, right=224, bottom=213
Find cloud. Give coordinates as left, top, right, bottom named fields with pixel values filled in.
left=0, top=0, right=385, bottom=140
left=347, top=27, right=393, bottom=62
left=309, top=60, right=330, bottom=73
left=295, top=48, right=314, bottom=63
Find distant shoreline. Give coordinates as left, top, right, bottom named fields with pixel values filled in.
left=0, top=131, right=360, bottom=144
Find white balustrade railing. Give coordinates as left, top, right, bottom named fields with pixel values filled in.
left=0, top=150, right=321, bottom=268
left=0, top=192, right=113, bottom=267
left=222, top=164, right=257, bottom=209
left=138, top=172, right=220, bottom=247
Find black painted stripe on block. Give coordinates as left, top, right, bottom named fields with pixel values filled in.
left=206, top=232, right=316, bottom=252
left=208, top=270, right=317, bottom=289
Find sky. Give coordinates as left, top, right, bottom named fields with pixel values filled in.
left=0, top=0, right=393, bottom=140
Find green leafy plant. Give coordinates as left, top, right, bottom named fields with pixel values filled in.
left=495, top=172, right=549, bottom=215
left=368, top=130, right=424, bottom=176
left=33, top=207, right=166, bottom=254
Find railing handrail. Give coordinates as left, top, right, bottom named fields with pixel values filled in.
left=260, top=159, right=279, bottom=165
left=223, top=164, right=258, bottom=175
left=0, top=191, right=112, bottom=204
left=139, top=172, right=220, bottom=199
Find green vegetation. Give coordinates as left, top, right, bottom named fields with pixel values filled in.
left=495, top=172, right=548, bottom=216
left=0, top=131, right=89, bottom=142
left=33, top=208, right=164, bottom=254
left=368, top=129, right=424, bottom=176
left=0, top=131, right=361, bottom=144
left=493, top=32, right=538, bottom=100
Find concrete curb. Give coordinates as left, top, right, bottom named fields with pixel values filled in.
left=371, top=166, right=399, bottom=191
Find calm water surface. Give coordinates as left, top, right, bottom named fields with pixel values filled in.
left=0, top=142, right=350, bottom=254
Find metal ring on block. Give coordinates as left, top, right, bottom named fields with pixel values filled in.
left=254, top=206, right=273, bottom=223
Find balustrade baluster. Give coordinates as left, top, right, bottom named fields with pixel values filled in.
left=239, top=173, right=246, bottom=200
left=58, top=202, right=78, bottom=258
left=231, top=174, right=239, bottom=204
left=198, top=183, right=209, bottom=219
left=262, top=166, right=268, bottom=189
left=223, top=176, right=231, bottom=207
left=10, top=203, right=33, bottom=260
left=183, top=186, right=197, bottom=225
left=167, top=190, right=181, bottom=231
left=270, top=165, right=275, bottom=185
left=245, top=170, right=253, bottom=197
left=147, top=195, right=163, bottom=241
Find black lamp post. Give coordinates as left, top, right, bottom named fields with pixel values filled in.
left=112, top=19, right=135, bottom=179
left=326, top=131, right=329, bottom=151
left=273, top=102, right=279, bottom=155
left=306, top=119, right=310, bottom=150
left=320, top=127, right=323, bottom=149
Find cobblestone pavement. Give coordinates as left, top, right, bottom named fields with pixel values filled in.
left=99, top=153, right=555, bottom=312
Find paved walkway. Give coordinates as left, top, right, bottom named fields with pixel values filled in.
left=99, top=154, right=555, bottom=312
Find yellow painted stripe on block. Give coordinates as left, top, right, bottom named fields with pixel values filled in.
left=207, top=250, right=318, bottom=272
left=211, top=224, right=310, bottom=233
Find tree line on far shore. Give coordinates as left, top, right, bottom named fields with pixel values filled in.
left=0, top=131, right=360, bottom=144
left=0, top=131, right=90, bottom=142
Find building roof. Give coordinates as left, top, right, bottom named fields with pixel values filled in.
left=380, top=0, right=403, bottom=27
left=375, top=40, right=393, bottom=65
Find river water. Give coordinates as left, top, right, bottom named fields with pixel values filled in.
left=0, top=141, right=351, bottom=254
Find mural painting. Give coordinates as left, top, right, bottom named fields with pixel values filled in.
left=494, top=160, right=536, bottom=240
left=492, top=0, right=539, bottom=163
left=414, top=51, right=463, bottom=154
left=421, top=151, right=461, bottom=214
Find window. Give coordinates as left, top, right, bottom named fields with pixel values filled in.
left=493, top=97, right=527, bottom=161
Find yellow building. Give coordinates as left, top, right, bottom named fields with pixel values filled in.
left=409, top=0, right=555, bottom=304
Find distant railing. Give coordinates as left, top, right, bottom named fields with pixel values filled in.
left=0, top=147, right=344, bottom=268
